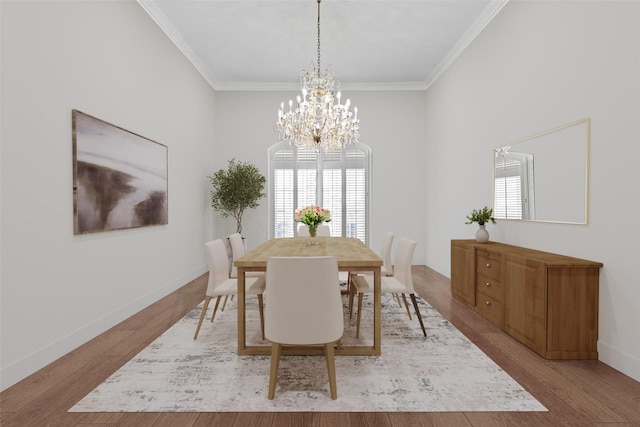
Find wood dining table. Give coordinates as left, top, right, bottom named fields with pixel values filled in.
left=234, top=236, right=383, bottom=356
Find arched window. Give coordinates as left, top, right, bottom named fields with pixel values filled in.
left=268, top=141, right=372, bottom=244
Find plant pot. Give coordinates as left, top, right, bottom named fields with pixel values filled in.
left=475, top=224, right=489, bottom=243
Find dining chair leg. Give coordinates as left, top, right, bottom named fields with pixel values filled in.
left=410, top=293, right=427, bottom=337
left=268, top=343, right=282, bottom=400
left=258, top=294, right=265, bottom=340
left=210, top=296, right=222, bottom=322
left=221, top=295, right=229, bottom=311
left=394, top=293, right=403, bottom=307
left=325, top=341, right=338, bottom=400
left=356, top=292, right=364, bottom=338
left=193, top=296, right=211, bottom=340
left=401, top=293, right=413, bottom=320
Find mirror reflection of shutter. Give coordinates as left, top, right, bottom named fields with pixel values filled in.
left=495, top=158, right=523, bottom=219
left=494, top=152, right=534, bottom=220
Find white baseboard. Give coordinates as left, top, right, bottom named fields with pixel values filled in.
left=598, top=340, right=640, bottom=383
left=0, top=266, right=207, bottom=392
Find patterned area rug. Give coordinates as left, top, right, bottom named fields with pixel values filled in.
left=70, top=292, right=546, bottom=412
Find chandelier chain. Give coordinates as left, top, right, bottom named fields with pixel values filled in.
left=317, top=0, right=321, bottom=77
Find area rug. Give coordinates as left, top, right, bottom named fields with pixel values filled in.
left=70, top=293, right=547, bottom=412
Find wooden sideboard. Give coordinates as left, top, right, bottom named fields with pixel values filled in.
left=451, top=240, right=603, bottom=359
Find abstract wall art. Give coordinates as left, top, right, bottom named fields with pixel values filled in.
left=72, top=110, right=168, bottom=235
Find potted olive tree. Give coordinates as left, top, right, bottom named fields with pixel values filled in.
left=208, top=158, right=266, bottom=235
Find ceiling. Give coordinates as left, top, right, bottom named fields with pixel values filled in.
left=138, top=0, right=507, bottom=91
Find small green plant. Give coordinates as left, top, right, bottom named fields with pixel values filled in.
left=208, top=158, right=266, bottom=234
left=465, top=206, right=496, bottom=226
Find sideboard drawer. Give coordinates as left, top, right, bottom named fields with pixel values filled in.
left=476, top=250, right=501, bottom=281
left=476, top=273, right=504, bottom=302
left=476, top=290, right=505, bottom=328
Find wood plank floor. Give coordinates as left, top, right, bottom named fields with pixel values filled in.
left=2, top=266, right=639, bottom=426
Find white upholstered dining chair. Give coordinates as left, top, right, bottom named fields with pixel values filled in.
left=377, top=231, right=406, bottom=309
left=345, top=231, right=396, bottom=299
left=379, top=231, right=395, bottom=277
left=229, top=233, right=265, bottom=279
left=225, top=233, right=265, bottom=310
left=350, top=237, right=427, bottom=338
left=299, top=224, right=351, bottom=286
left=193, top=239, right=266, bottom=340
left=265, top=256, right=344, bottom=400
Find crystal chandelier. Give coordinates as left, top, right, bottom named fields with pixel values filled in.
left=276, top=0, right=359, bottom=152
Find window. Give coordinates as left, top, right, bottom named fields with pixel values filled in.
left=268, top=141, right=371, bottom=244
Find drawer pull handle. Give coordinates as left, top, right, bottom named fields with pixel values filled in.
left=486, top=263, right=492, bottom=268
left=485, top=282, right=491, bottom=287
left=486, top=301, right=491, bottom=306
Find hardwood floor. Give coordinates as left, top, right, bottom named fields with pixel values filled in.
left=2, top=266, right=639, bottom=426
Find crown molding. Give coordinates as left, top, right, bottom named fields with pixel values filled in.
left=424, top=0, right=508, bottom=90
left=213, top=81, right=429, bottom=92
left=136, top=1, right=219, bottom=89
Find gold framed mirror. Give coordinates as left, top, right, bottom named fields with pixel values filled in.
left=493, top=118, right=590, bottom=224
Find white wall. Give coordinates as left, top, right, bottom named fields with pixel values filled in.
left=4, top=0, right=637, bottom=392
left=212, top=90, right=428, bottom=259
left=0, top=1, right=217, bottom=390
left=424, top=1, right=640, bottom=381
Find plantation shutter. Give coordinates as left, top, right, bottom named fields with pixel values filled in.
left=268, top=141, right=371, bottom=244
left=345, top=147, right=367, bottom=241
left=271, top=145, right=295, bottom=237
